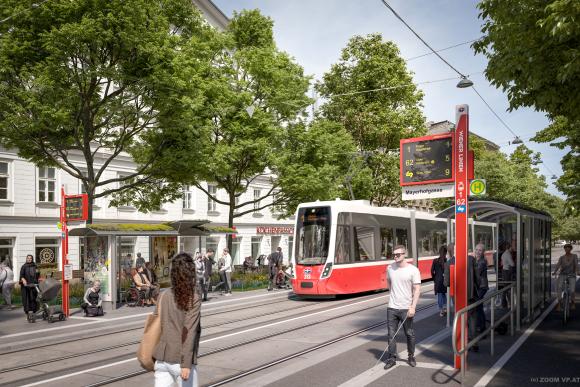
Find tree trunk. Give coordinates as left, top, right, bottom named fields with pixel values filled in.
left=227, top=191, right=234, bottom=257
left=87, top=186, right=95, bottom=225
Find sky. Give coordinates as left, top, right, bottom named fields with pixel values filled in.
left=213, top=0, right=566, bottom=197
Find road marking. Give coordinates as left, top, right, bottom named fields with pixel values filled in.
left=18, top=283, right=434, bottom=384
left=474, top=299, right=557, bottom=387
left=20, top=358, right=136, bottom=387
left=0, top=291, right=293, bottom=339
left=337, top=326, right=451, bottom=387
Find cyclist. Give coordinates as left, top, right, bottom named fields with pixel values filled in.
left=552, top=244, right=579, bottom=311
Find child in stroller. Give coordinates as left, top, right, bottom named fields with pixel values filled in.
left=275, top=265, right=293, bottom=290
left=26, top=277, right=66, bottom=323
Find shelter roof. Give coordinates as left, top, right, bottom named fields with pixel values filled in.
left=68, top=220, right=238, bottom=237
left=436, top=198, right=552, bottom=222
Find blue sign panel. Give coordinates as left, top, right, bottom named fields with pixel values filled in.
left=456, top=205, right=466, bottom=213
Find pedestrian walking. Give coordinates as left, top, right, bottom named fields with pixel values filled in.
left=431, top=246, right=447, bottom=317
left=19, top=254, right=39, bottom=318
left=443, top=243, right=455, bottom=310
left=203, top=249, right=215, bottom=301
left=221, top=248, right=232, bottom=296
left=474, top=243, right=489, bottom=332
left=194, top=252, right=206, bottom=301
left=0, top=260, right=16, bottom=308
left=383, top=245, right=421, bottom=370
left=153, top=253, right=201, bottom=387
left=268, top=247, right=283, bottom=291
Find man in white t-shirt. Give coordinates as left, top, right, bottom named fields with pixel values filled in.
left=384, top=245, right=421, bottom=369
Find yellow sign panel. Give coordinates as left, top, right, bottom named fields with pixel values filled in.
left=470, top=179, right=486, bottom=196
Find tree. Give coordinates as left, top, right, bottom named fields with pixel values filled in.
left=473, top=0, right=580, bottom=209
left=119, top=10, right=312, bottom=250
left=273, top=119, right=371, bottom=218
left=316, top=34, right=426, bottom=205
left=0, top=0, right=214, bottom=222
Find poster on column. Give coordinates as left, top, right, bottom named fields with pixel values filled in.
left=82, top=236, right=110, bottom=298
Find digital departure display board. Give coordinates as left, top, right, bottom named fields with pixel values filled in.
left=400, top=134, right=453, bottom=186
left=64, top=195, right=88, bottom=221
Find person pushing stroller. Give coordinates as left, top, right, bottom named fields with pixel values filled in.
left=268, top=247, right=283, bottom=291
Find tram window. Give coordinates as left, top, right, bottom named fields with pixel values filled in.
left=354, top=226, right=375, bottom=261
left=335, top=225, right=351, bottom=264
left=416, top=220, right=446, bottom=257
left=380, top=227, right=394, bottom=259
left=395, top=228, right=408, bottom=252
left=296, top=206, right=331, bottom=265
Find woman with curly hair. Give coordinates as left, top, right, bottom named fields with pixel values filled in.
left=153, top=253, right=201, bottom=387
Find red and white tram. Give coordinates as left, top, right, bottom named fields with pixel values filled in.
left=291, top=199, right=495, bottom=296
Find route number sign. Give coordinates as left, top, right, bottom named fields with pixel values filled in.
left=64, top=194, right=88, bottom=221
left=400, top=134, right=453, bottom=186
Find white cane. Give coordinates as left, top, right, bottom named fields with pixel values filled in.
left=375, top=315, right=408, bottom=367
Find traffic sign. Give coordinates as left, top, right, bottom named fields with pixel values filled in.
left=470, top=179, right=486, bottom=196
left=400, top=134, right=453, bottom=186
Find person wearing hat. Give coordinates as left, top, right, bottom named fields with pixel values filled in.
left=553, top=244, right=579, bottom=311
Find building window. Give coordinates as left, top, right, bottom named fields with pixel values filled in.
left=0, top=238, right=14, bottom=268
left=205, top=237, right=219, bottom=254
left=0, top=162, right=9, bottom=200
left=232, top=237, right=242, bottom=265
left=35, top=237, right=59, bottom=269
left=207, top=184, right=217, bottom=212
left=79, top=170, right=88, bottom=195
left=182, top=185, right=193, bottom=209
left=251, top=236, right=262, bottom=262
left=38, top=167, right=56, bottom=202
left=253, top=189, right=261, bottom=212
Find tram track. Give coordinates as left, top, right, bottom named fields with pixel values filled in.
left=7, top=291, right=398, bottom=387
left=0, top=292, right=300, bottom=357
left=84, top=301, right=437, bottom=387
left=0, top=290, right=387, bottom=375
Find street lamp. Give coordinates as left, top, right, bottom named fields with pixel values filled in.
left=511, top=136, right=523, bottom=145
left=456, top=76, right=474, bottom=88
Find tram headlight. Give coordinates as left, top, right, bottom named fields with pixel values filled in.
left=321, top=263, right=333, bottom=278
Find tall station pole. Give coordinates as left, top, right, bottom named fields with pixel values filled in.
left=454, top=105, right=469, bottom=369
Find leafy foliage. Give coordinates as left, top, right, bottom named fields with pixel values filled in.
left=474, top=0, right=580, bottom=210
left=316, top=34, right=426, bottom=205
left=0, top=0, right=215, bottom=221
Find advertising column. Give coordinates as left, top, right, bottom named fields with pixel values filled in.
left=454, top=105, right=469, bottom=369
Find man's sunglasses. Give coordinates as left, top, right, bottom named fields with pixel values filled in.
left=393, top=253, right=404, bottom=257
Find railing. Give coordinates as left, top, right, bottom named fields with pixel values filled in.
left=452, top=283, right=516, bottom=383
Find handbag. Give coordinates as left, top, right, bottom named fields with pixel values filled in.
left=136, top=292, right=164, bottom=371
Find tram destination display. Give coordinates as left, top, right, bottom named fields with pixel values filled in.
left=400, top=134, right=453, bottom=186
left=64, top=194, right=88, bottom=221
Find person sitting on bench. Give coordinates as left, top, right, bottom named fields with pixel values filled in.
left=81, top=280, right=103, bottom=317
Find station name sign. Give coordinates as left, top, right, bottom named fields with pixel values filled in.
left=400, top=134, right=453, bottom=186
left=64, top=194, right=89, bottom=221
left=256, top=226, right=294, bottom=235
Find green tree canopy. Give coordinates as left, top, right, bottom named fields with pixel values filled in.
left=316, top=34, right=426, bottom=205
left=0, top=0, right=215, bottom=222
left=474, top=0, right=580, bottom=210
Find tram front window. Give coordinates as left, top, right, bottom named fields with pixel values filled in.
left=296, top=206, right=330, bottom=265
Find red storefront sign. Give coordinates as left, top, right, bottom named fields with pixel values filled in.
left=454, top=105, right=469, bottom=369
left=256, top=226, right=294, bottom=235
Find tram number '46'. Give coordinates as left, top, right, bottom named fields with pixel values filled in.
left=456, top=198, right=466, bottom=206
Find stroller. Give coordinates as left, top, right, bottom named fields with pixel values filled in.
left=275, top=268, right=293, bottom=290
left=26, top=278, right=66, bottom=323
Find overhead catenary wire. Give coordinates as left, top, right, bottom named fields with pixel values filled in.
left=378, top=0, right=560, bottom=181
left=405, top=38, right=483, bottom=61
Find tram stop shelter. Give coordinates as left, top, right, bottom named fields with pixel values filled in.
left=69, top=220, right=236, bottom=310
left=437, top=198, right=552, bottom=330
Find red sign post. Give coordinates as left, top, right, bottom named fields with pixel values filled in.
left=454, top=105, right=469, bottom=369
left=60, top=189, right=89, bottom=317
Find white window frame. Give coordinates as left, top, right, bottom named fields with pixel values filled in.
left=37, top=166, right=57, bottom=203
left=182, top=185, right=194, bottom=209
left=207, top=184, right=217, bottom=212
left=0, top=160, right=11, bottom=201
left=253, top=189, right=261, bottom=212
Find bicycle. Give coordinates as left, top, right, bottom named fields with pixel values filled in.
left=557, top=274, right=576, bottom=326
